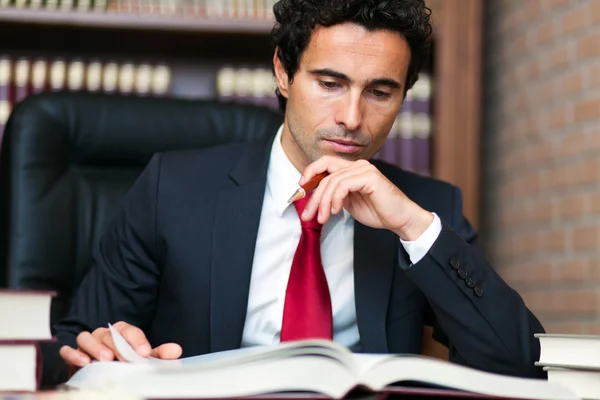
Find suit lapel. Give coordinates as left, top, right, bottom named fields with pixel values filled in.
left=209, top=138, right=273, bottom=353
left=353, top=222, right=398, bottom=353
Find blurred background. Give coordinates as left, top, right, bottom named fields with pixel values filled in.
left=0, top=0, right=598, bottom=351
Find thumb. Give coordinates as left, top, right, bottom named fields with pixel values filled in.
left=150, top=343, right=182, bottom=360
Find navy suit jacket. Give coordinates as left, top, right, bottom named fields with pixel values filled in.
left=42, top=135, right=546, bottom=385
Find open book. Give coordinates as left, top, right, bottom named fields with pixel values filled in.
left=64, top=325, right=578, bottom=399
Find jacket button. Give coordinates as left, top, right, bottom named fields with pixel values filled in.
left=450, top=256, right=460, bottom=269
left=474, top=285, right=484, bottom=297
left=457, top=269, right=467, bottom=279
left=465, top=276, right=476, bottom=288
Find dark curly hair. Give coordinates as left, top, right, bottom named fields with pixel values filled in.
left=271, top=0, right=433, bottom=112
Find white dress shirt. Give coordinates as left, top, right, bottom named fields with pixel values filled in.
left=241, top=126, right=442, bottom=350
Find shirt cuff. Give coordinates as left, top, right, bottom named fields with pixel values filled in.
left=399, top=212, right=442, bottom=265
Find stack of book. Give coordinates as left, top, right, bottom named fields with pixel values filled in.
left=0, top=290, right=54, bottom=393
left=535, top=333, right=600, bottom=400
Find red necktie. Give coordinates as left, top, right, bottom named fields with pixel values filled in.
left=280, top=194, right=333, bottom=342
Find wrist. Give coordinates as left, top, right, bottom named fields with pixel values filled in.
left=392, top=206, right=434, bottom=241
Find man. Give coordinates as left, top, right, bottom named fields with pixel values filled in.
left=45, top=0, right=546, bottom=386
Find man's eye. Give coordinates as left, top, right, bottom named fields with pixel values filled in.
left=371, top=89, right=391, bottom=98
left=319, top=81, right=339, bottom=90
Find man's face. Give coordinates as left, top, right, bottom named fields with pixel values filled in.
left=275, top=22, right=411, bottom=171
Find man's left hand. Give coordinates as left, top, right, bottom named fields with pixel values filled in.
left=299, top=156, right=434, bottom=241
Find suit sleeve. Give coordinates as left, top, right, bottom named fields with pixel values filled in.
left=401, top=186, right=546, bottom=379
left=41, top=153, right=164, bottom=386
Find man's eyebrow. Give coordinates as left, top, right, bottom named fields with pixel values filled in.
left=308, top=68, right=402, bottom=90
left=367, top=78, right=402, bottom=90
left=309, top=68, right=352, bottom=82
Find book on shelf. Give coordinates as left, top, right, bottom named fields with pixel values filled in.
left=0, top=55, right=10, bottom=142
left=0, top=0, right=278, bottom=19
left=0, top=51, right=430, bottom=180
left=0, top=53, right=174, bottom=140
left=0, top=290, right=55, bottom=393
left=374, top=72, right=432, bottom=176
left=62, top=324, right=577, bottom=400
left=534, top=333, right=600, bottom=400
left=216, top=64, right=279, bottom=111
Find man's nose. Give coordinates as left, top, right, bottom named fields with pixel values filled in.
left=334, top=93, right=363, bottom=132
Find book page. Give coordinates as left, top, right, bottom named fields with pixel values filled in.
left=108, top=324, right=158, bottom=364
left=108, top=324, right=352, bottom=370
left=350, top=353, right=395, bottom=375
left=108, top=324, right=268, bottom=367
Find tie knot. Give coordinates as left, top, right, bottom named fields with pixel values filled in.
left=293, top=194, right=322, bottom=232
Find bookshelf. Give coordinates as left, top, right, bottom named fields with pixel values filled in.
left=0, top=7, right=274, bottom=33
left=0, top=0, right=483, bottom=362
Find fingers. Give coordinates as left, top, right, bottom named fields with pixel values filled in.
left=303, top=160, right=376, bottom=224
left=70, top=321, right=151, bottom=365
left=115, top=322, right=152, bottom=357
left=150, top=343, right=183, bottom=360
left=308, top=164, right=371, bottom=224
left=61, top=322, right=179, bottom=369
left=326, top=163, right=374, bottom=218
left=299, top=156, right=353, bottom=186
left=59, top=345, right=91, bottom=369
left=78, top=330, right=116, bottom=361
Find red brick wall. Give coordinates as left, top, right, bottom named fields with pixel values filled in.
left=481, top=0, right=600, bottom=334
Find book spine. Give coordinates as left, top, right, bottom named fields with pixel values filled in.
left=192, top=0, right=205, bottom=17
left=94, top=0, right=108, bottom=11
left=398, top=93, right=414, bottom=171
left=118, top=61, right=135, bottom=95
left=150, top=63, right=172, bottom=97
left=265, top=0, right=274, bottom=19
left=49, top=58, right=67, bottom=91
left=60, top=0, right=74, bottom=11
left=375, top=114, right=399, bottom=166
left=36, top=341, right=42, bottom=390
left=77, top=0, right=92, bottom=12
left=134, top=62, right=152, bottom=97
left=14, top=57, right=30, bottom=104
left=216, top=65, right=235, bottom=103
left=85, top=59, right=103, bottom=92
left=234, top=66, right=252, bottom=103
left=411, top=73, right=432, bottom=176
left=67, top=58, right=85, bottom=92
left=30, top=58, right=48, bottom=94
left=263, top=67, right=279, bottom=111
left=101, top=61, right=119, bottom=93
left=249, top=67, right=266, bottom=108
left=0, top=55, right=11, bottom=152
left=45, top=0, right=59, bottom=9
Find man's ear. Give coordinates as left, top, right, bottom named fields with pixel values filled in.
left=273, top=47, right=290, bottom=98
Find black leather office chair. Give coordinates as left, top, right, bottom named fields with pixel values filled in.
left=0, top=91, right=283, bottom=327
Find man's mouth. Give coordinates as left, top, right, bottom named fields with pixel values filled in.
left=323, top=138, right=365, bottom=154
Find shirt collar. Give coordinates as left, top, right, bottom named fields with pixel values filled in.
left=267, top=125, right=351, bottom=223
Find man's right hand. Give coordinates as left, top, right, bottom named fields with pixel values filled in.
left=59, top=321, right=182, bottom=375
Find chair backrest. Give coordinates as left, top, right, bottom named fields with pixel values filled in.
left=0, top=91, right=283, bottom=325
